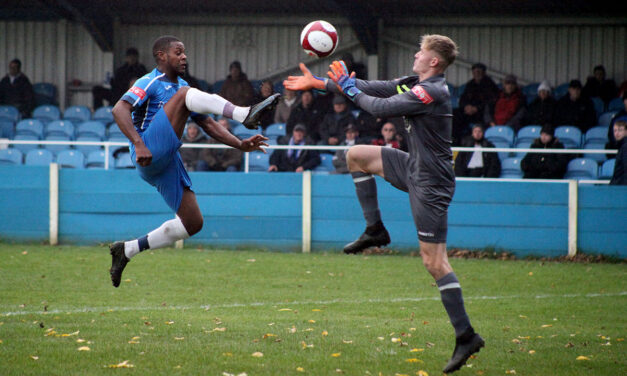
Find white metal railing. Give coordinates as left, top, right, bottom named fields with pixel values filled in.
left=0, top=139, right=618, bottom=174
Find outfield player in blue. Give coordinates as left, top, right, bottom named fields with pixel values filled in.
left=109, top=35, right=279, bottom=288
left=284, top=35, right=483, bottom=373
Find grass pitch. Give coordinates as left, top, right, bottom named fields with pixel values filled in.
left=0, top=243, right=625, bottom=375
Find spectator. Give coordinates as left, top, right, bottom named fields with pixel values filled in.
left=452, top=62, right=499, bottom=145
left=179, top=122, right=209, bottom=171
left=269, top=123, right=320, bottom=172
left=341, top=52, right=367, bottom=80
left=454, top=124, right=501, bottom=178
left=610, top=120, right=626, bottom=185
left=521, top=124, right=569, bottom=179
left=371, top=121, right=401, bottom=149
left=355, top=111, right=384, bottom=142
left=181, top=63, right=201, bottom=90
left=92, top=48, right=148, bottom=109
left=333, top=123, right=366, bottom=174
left=219, top=61, right=255, bottom=106
left=484, top=74, right=525, bottom=131
left=618, top=80, right=627, bottom=98
left=606, top=91, right=627, bottom=149
left=318, top=95, right=355, bottom=146
left=0, top=58, right=35, bottom=117
left=253, top=80, right=276, bottom=129
left=522, top=80, right=556, bottom=126
left=198, top=118, right=243, bottom=172
left=286, top=89, right=322, bottom=141
left=554, top=79, right=597, bottom=133
left=274, top=88, right=299, bottom=124
left=582, top=65, right=618, bottom=106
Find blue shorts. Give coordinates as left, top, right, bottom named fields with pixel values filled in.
left=130, top=108, right=192, bottom=212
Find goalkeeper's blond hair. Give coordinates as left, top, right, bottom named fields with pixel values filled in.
left=421, top=34, right=458, bottom=69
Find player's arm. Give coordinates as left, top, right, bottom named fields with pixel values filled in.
left=111, top=100, right=152, bottom=167
left=195, top=116, right=269, bottom=153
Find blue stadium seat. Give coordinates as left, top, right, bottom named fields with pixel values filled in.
left=211, top=80, right=225, bottom=94
left=44, top=135, right=72, bottom=154
left=598, top=111, right=618, bottom=128
left=63, top=105, right=91, bottom=124
left=249, top=152, right=270, bottom=172
left=607, top=97, right=624, bottom=112
left=583, top=142, right=607, bottom=164
left=265, top=138, right=278, bottom=146
left=314, top=153, right=334, bottom=173
left=273, top=81, right=284, bottom=95
left=516, top=125, right=542, bottom=144
left=0, top=148, right=23, bottom=165
left=500, top=158, right=523, bottom=179
left=485, top=125, right=514, bottom=146
left=25, top=149, right=54, bottom=166
left=32, top=104, right=61, bottom=124
left=45, top=120, right=75, bottom=138
left=599, top=159, right=615, bottom=179
left=490, top=140, right=511, bottom=161
left=564, top=158, right=598, bottom=180
left=522, top=83, right=540, bottom=97
left=233, top=123, right=260, bottom=139
left=590, top=96, right=605, bottom=119
left=11, top=134, right=40, bottom=153
left=92, top=106, right=114, bottom=124
left=251, top=80, right=263, bottom=93
left=554, top=126, right=582, bottom=149
left=0, top=120, right=14, bottom=139
left=553, top=82, right=570, bottom=99
left=56, top=150, right=85, bottom=169
left=107, top=123, right=124, bottom=138
left=77, top=121, right=106, bottom=139
left=75, top=135, right=103, bottom=155
left=584, top=126, right=608, bottom=145
left=15, top=119, right=44, bottom=139
left=264, top=123, right=286, bottom=139
left=114, top=152, right=134, bottom=169
left=86, top=150, right=113, bottom=169
left=0, top=105, right=20, bottom=123
left=457, top=83, right=466, bottom=96
left=513, top=140, right=532, bottom=158
left=32, top=82, right=58, bottom=106
left=450, top=95, right=459, bottom=109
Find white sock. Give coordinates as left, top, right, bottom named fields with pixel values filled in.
left=185, top=88, right=249, bottom=122
left=124, top=216, right=190, bottom=259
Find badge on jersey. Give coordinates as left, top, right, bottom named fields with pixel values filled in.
left=129, top=86, right=146, bottom=100
left=411, top=85, right=433, bottom=104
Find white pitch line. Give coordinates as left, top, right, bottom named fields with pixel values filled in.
left=1, top=291, right=625, bottom=317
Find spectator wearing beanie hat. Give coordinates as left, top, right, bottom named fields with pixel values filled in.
left=522, top=80, right=557, bottom=127
left=484, top=74, right=525, bottom=131
left=521, top=124, right=570, bottom=179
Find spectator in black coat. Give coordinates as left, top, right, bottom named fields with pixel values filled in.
left=286, top=90, right=322, bottom=141
left=582, top=65, right=618, bottom=106
left=268, top=123, right=320, bottom=172
left=606, top=91, right=627, bottom=149
left=610, top=120, right=626, bottom=185
left=0, top=58, right=35, bottom=117
left=92, top=48, right=148, bottom=109
left=318, top=95, right=355, bottom=146
left=452, top=62, right=500, bottom=145
left=522, top=80, right=556, bottom=127
left=554, top=80, right=597, bottom=133
left=521, top=124, right=569, bottom=179
left=454, top=124, right=501, bottom=178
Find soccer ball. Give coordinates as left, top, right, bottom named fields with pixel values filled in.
left=300, top=20, right=338, bottom=58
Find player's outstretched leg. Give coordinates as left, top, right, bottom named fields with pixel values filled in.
left=184, top=87, right=280, bottom=129
left=343, top=145, right=390, bottom=254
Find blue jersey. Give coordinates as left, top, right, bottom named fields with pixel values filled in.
left=121, top=68, right=206, bottom=132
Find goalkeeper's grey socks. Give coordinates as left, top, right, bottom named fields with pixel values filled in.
left=437, top=272, right=473, bottom=338
left=351, top=171, right=381, bottom=227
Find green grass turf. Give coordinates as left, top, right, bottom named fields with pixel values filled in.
left=0, top=243, right=625, bottom=375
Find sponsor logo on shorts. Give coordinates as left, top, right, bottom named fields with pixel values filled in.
left=411, top=85, right=433, bottom=104
left=418, top=231, right=435, bottom=237
left=129, top=86, right=146, bottom=100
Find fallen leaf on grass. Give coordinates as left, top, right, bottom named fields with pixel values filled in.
left=406, top=358, right=423, bottom=363
left=409, top=327, right=416, bottom=331
left=128, top=341, right=140, bottom=344
left=311, top=309, right=322, bottom=312
left=247, top=259, right=256, bottom=262
left=289, top=326, right=297, bottom=334
left=377, top=337, right=384, bottom=341
left=565, top=342, right=574, bottom=348
left=212, top=327, right=227, bottom=332
left=0, top=340, right=3, bottom=344
left=263, top=333, right=277, bottom=338
left=425, top=342, right=435, bottom=348
left=410, top=348, right=424, bottom=352
left=417, top=371, right=429, bottom=376
left=322, top=330, right=328, bottom=337
left=222, top=352, right=233, bottom=357
left=512, top=339, right=522, bottom=344
left=576, top=356, right=590, bottom=361
left=519, top=315, right=527, bottom=319
left=174, top=337, right=184, bottom=341
left=308, top=320, right=316, bottom=323
left=296, top=366, right=305, bottom=372
left=541, top=324, right=553, bottom=328
left=300, top=341, right=314, bottom=349
left=22, top=251, right=28, bottom=255
left=124, top=279, right=131, bottom=282
left=252, top=352, right=263, bottom=357
left=77, top=346, right=90, bottom=351
left=30, top=355, right=39, bottom=360
left=331, top=352, right=341, bottom=357
left=107, top=360, right=134, bottom=368
left=617, top=338, right=624, bottom=342
left=391, top=337, right=401, bottom=343
left=278, top=308, right=292, bottom=312
left=165, top=321, right=175, bottom=325
left=528, top=350, right=536, bottom=354
left=342, top=340, right=353, bottom=344
left=505, top=370, right=516, bottom=374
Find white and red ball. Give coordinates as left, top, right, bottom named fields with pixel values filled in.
left=300, top=20, right=338, bottom=58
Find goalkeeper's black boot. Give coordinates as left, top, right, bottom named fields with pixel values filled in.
left=343, top=222, right=390, bottom=254
left=443, top=330, right=485, bottom=374
left=109, top=241, right=129, bottom=288
left=242, top=93, right=280, bottom=129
